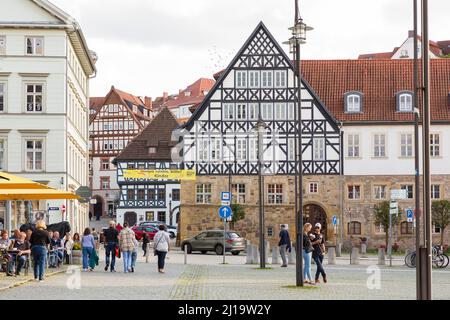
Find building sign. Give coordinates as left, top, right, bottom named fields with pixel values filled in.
left=123, top=169, right=196, bottom=181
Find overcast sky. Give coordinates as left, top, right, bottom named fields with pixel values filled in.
left=50, top=0, right=450, bottom=99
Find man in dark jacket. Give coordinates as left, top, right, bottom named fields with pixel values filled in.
left=278, top=225, right=291, bottom=267
left=103, top=221, right=119, bottom=272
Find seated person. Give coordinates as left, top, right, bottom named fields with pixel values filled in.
left=50, top=231, right=64, bottom=268
left=0, top=230, right=12, bottom=273
left=0, top=230, right=11, bottom=250
left=8, top=232, right=31, bottom=276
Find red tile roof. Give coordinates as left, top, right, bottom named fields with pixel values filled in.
left=301, top=59, right=450, bottom=123
left=438, top=41, right=450, bottom=56
left=358, top=52, right=394, bottom=60
left=163, top=78, right=214, bottom=108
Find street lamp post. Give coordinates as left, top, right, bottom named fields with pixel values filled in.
left=283, top=0, right=313, bottom=287
left=255, top=117, right=267, bottom=268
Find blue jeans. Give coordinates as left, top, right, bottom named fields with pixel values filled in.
left=82, top=247, right=94, bottom=270
left=105, top=242, right=117, bottom=270
left=31, top=246, right=47, bottom=280
left=302, top=250, right=312, bottom=282
left=122, top=251, right=132, bottom=272
left=313, top=254, right=326, bottom=280
left=131, top=251, right=137, bottom=268
left=156, top=250, right=167, bottom=270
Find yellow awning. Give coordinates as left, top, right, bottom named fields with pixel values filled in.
left=0, top=172, right=53, bottom=190
left=0, top=188, right=80, bottom=201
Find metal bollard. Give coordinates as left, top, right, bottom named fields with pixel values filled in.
left=246, top=242, right=253, bottom=264
left=184, top=243, right=188, bottom=265
left=350, top=247, right=360, bottom=265
left=336, top=243, right=342, bottom=257
left=145, top=243, right=150, bottom=263
left=272, top=246, right=279, bottom=265
left=328, top=247, right=336, bottom=265
left=361, top=243, right=367, bottom=258
left=378, top=247, right=386, bottom=266
left=265, top=241, right=270, bottom=264
left=288, top=246, right=296, bottom=265
left=252, top=245, right=259, bottom=264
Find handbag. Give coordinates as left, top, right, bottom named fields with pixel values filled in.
left=115, top=247, right=121, bottom=259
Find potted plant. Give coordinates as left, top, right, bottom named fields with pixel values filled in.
left=71, top=240, right=82, bottom=265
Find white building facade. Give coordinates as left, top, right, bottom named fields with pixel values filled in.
left=0, top=0, right=96, bottom=232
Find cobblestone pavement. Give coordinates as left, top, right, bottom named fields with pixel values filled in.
left=0, top=250, right=449, bottom=300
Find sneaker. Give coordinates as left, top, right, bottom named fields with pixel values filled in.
left=281, top=265, right=288, bottom=268
left=323, top=275, right=327, bottom=283
left=315, top=279, right=320, bottom=284
left=104, top=266, right=108, bottom=272
left=39, top=279, right=44, bottom=283
left=110, top=269, right=116, bottom=272
left=131, top=267, right=134, bottom=273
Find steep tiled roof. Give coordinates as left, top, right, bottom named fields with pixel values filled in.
left=163, top=78, right=214, bottom=108
left=301, top=59, right=450, bottom=123
left=114, top=88, right=145, bottom=107
left=114, top=108, right=180, bottom=162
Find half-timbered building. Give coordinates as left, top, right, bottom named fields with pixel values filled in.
left=89, top=87, right=153, bottom=218
left=113, top=107, right=181, bottom=227
left=179, top=22, right=343, bottom=245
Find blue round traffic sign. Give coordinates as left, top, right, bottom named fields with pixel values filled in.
left=219, top=206, right=232, bottom=219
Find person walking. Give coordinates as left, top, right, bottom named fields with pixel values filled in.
left=278, top=224, right=291, bottom=267
left=302, top=223, right=314, bottom=284
left=29, top=220, right=50, bottom=282
left=81, top=228, right=96, bottom=272
left=119, top=222, right=135, bottom=273
left=130, top=236, right=138, bottom=273
left=311, top=223, right=327, bottom=284
left=142, top=232, right=150, bottom=257
left=104, top=221, right=119, bottom=272
left=153, top=224, right=170, bottom=274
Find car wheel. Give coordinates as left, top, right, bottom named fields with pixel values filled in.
left=201, top=251, right=207, bottom=254
left=231, top=251, right=240, bottom=256
left=169, top=232, right=175, bottom=239
left=183, top=243, right=192, bottom=254
left=215, top=245, right=224, bottom=255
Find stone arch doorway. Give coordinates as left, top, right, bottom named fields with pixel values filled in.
left=124, top=212, right=137, bottom=227
left=93, top=195, right=104, bottom=221
left=303, top=203, right=328, bottom=240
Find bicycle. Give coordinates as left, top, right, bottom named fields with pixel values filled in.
left=404, top=245, right=449, bottom=269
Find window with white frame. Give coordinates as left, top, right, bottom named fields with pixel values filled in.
left=398, top=93, right=413, bottom=112
left=0, top=139, right=5, bottom=170
left=268, top=184, right=283, bottom=204
left=274, top=103, right=286, bottom=120
left=197, top=139, right=209, bottom=161
left=274, top=70, right=287, bottom=88
left=347, top=133, right=360, bottom=157
left=249, top=138, right=258, bottom=161
left=288, top=138, right=296, bottom=161
left=261, top=103, right=273, bottom=120
left=236, top=71, right=247, bottom=88
left=236, top=138, right=247, bottom=161
left=373, top=134, right=386, bottom=157
left=400, top=133, right=413, bottom=157
left=0, top=83, right=5, bottom=112
left=346, top=94, right=361, bottom=112
left=400, top=184, right=414, bottom=199
left=223, top=103, right=234, bottom=120
left=26, top=84, right=43, bottom=112
left=196, top=183, right=212, bottom=204
left=248, top=103, right=258, bottom=120
left=288, top=103, right=295, bottom=120
left=236, top=104, right=247, bottom=120
left=373, top=185, right=387, bottom=200
left=25, top=139, right=43, bottom=171
left=313, top=138, right=325, bottom=161
left=26, top=37, right=44, bottom=55
left=309, top=182, right=319, bottom=194
left=375, top=223, right=385, bottom=234
left=100, top=177, right=110, bottom=190
left=232, top=184, right=246, bottom=204
left=261, top=71, right=273, bottom=88
left=348, top=185, right=361, bottom=200
left=430, top=133, right=440, bottom=157
left=101, top=159, right=110, bottom=170
left=431, top=185, right=441, bottom=199
left=248, top=71, right=260, bottom=88
left=0, top=36, right=5, bottom=55
left=210, top=137, right=221, bottom=161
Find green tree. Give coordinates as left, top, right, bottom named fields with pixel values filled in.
left=432, top=200, right=450, bottom=246
left=230, top=203, right=245, bottom=230
left=373, top=201, right=402, bottom=247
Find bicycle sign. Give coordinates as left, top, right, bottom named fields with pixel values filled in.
left=406, top=209, right=414, bottom=222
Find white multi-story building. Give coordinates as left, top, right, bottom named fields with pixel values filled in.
left=0, top=0, right=96, bottom=232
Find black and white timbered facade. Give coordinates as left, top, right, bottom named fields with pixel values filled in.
left=182, top=22, right=342, bottom=176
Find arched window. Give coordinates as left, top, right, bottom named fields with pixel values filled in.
left=348, top=221, right=361, bottom=235
left=397, top=91, right=414, bottom=112
left=344, top=92, right=363, bottom=113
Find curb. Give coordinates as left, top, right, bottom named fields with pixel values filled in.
left=0, top=267, right=68, bottom=292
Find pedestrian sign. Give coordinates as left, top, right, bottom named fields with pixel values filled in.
left=332, top=215, right=337, bottom=225
left=219, top=206, right=232, bottom=219
left=406, top=209, right=414, bottom=222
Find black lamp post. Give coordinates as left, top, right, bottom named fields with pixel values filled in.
left=255, top=116, right=268, bottom=268
left=283, top=0, right=313, bottom=287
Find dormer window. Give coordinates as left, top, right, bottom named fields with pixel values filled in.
left=148, top=147, right=157, bottom=154
left=344, top=92, right=363, bottom=113
left=397, top=91, right=414, bottom=112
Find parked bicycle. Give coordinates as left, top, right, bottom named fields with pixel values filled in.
left=405, top=245, right=449, bottom=268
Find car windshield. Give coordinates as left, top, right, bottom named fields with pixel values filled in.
left=227, top=232, right=240, bottom=239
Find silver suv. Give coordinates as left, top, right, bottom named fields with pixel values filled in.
left=181, top=230, right=245, bottom=255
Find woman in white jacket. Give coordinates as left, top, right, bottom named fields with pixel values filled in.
left=62, top=233, right=74, bottom=265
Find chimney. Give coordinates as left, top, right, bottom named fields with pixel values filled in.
left=163, top=92, right=168, bottom=102
left=145, top=96, right=153, bottom=110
